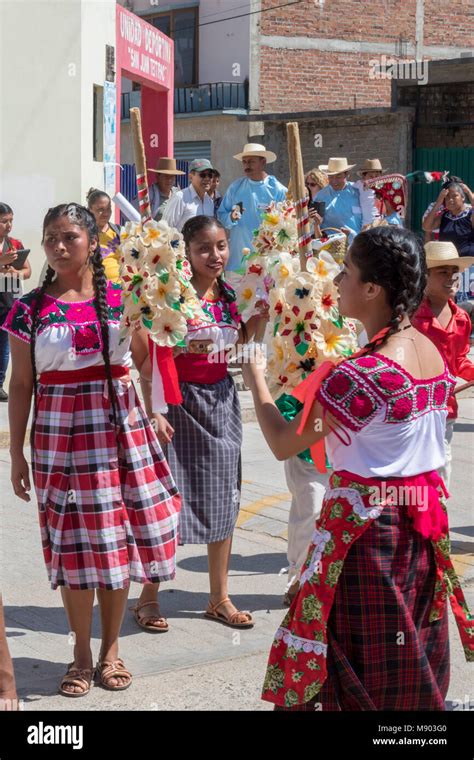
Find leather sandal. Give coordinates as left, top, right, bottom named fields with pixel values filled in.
left=204, top=597, right=254, bottom=629
left=129, top=601, right=169, bottom=633
left=95, top=658, right=132, bottom=691
left=59, top=663, right=94, bottom=698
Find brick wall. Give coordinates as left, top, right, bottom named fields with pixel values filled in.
left=259, top=48, right=392, bottom=112
left=423, top=0, right=474, bottom=47
left=260, top=0, right=416, bottom=42
left=260, top=110, right=414, bottom=186
left=256, top=0, right=474, bottom=114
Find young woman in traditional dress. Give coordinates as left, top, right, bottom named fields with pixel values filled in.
left=131, top=215, right=268, bottom=632
left=242, top=225, right=473, bottom=710
left=3, top=203, right=180, bottom=698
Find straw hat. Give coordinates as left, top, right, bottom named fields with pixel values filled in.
left=424, top=241, right=474, bottom=271
left=357, top=158, right=388, bottom=177
left=148, top=157, right=185, bottom=175
left=318, top=157, right=356, bottom=175
left=233, top=143, right=277, bottom=163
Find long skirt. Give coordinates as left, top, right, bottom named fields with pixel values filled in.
left=277, top=502, right=450, bottom=711
left=32, top=379, right=181, bottom=590
left=165, top=375, right=242, bottom=544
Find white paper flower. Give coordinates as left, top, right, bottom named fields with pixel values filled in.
left=284, top=272, right=320, bottom=308
left=306, top=250, right=340, bottom=281
left=140, top=219, right=170, bottom=247
left=268, top=252, right=299, bottom=288
left=149, top=306, right=187, bottom=347
left=314, top=320, right=354, bottom=358
left=313, top=280, right=340, bottom=321
left=146, top=272, right=181, bottom=308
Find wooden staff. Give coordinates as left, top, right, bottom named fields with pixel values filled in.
left=130, top=107, right=151, bottom=221
left=286, top=122, right=311, bottom=272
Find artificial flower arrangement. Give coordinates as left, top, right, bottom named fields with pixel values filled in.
left=118, top=218, right=211, bottom=346
left=236, top=200, right=358, bottom=391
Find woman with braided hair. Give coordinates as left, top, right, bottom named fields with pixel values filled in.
left=135, top=215, right=268, bottom=632
left=242, top=225, right=473, bottom=709
left=2, top=204, right=180, bottom=698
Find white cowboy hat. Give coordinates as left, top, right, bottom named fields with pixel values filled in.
left=318, top=157, right=356, bottom=175
left=233, top=143, right=277, bottom=163
left=357, top=158, right=389, bottom=177
left=424, top=241, right=474, bottom=271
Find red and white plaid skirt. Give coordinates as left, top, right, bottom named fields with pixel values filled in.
left=31, top=378, right=181, bottom=590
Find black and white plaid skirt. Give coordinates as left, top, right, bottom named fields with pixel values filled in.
left=165, top=374, right=242, bottom=544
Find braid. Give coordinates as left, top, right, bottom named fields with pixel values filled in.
left=30, top=266, right=55, bottom=420
left=90, top=246, right=118, bottom=428
left=350, top=226, right=427, bottom=354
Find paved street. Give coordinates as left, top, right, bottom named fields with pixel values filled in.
left=0, top=388, right=473, bottom=711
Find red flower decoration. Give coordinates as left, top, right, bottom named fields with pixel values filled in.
left=433, top=382, right=447, bottom=406
left=416, top=386, right=429, bottom=411
left=326, top=373, right=352, bottom=398
left=349, top=392, right=375, bottom=419
left=249, top=264, right=263, bottom=275
left=74, top=325, right=100, bottom=352
left=355, top=356, right=378, bottom=368
left=376, top=370, right=407, bottom=391
left=391, top=395, right=413, bottom=420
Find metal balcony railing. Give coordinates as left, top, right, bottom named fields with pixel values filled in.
left=121, top=82, right=249, bottom=119
left=174, top=81, right=249, bottom=114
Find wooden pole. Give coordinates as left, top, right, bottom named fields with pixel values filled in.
left=286, top=122, right=311, bottom=272
left=130, top=107, right=151, bottom=221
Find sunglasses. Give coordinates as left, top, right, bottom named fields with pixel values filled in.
left=306, top=182, right=317, bottom=187
left=199, top=172, right=213, bottom=179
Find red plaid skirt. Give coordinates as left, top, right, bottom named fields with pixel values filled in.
left=32, top=379, right=181, bottom=590
left=276, top=501, right=450, bottom=711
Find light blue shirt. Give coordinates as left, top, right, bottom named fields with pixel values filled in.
left=162, top=185, right=214, bottom=231
left=218, top=175, right=287, bottom=271
left=315, top=182, right=363, bottom=241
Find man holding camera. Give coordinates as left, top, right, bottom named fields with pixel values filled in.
left=217, top=143, right=287, bottom=274
left=314, top=157, right=363, bottom=242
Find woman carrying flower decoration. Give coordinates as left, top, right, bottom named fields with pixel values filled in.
left=2, top=204, right=180, bottom=698
left=242, top=225, right=473, bottom=709
left=141, top=215, right=269, bottom=631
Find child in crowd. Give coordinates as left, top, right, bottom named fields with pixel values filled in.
left=411, top=241, right=474, bottom=489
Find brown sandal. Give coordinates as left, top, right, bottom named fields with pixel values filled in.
left=59, top=663, right=94, bottom=698
left=204, top=597, right=254, bottom=629
left=95, top=658, right=132, bottom=691
left=129, top=601, right=169, bottom=633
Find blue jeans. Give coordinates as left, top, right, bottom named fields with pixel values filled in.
left=0, top=315, right=9, bottom=387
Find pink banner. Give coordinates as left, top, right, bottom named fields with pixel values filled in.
left=116, top=5, right=173, bottom=90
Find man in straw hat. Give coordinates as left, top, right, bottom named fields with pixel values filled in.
left=356, top=158, right=403, bottom=226
left=163, top=158, right=215, bottom=231
left=314, top=157, right=363, bottom=240
left=144, top=156, right=185, bottom=221
left=217, top=143, right=287, bottom=273
left=411, top=241, right=474, bottom=489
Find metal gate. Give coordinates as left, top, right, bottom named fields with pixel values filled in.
left=410, top=147, right=474, bottom=232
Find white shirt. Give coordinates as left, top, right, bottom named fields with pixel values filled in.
left=316, top=353, right=455, bottom=479
left=162, top=185, right=214, bottom=230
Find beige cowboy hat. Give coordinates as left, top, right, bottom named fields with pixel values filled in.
left=233, top=143, right=277, bottom=163
left=357, top=158, right=389, bottom=176
left=424, top=241, right=474, bottom=271
left=318, top=157, right=356, bottom=175
left=148, top=157, right=185, bottom=175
